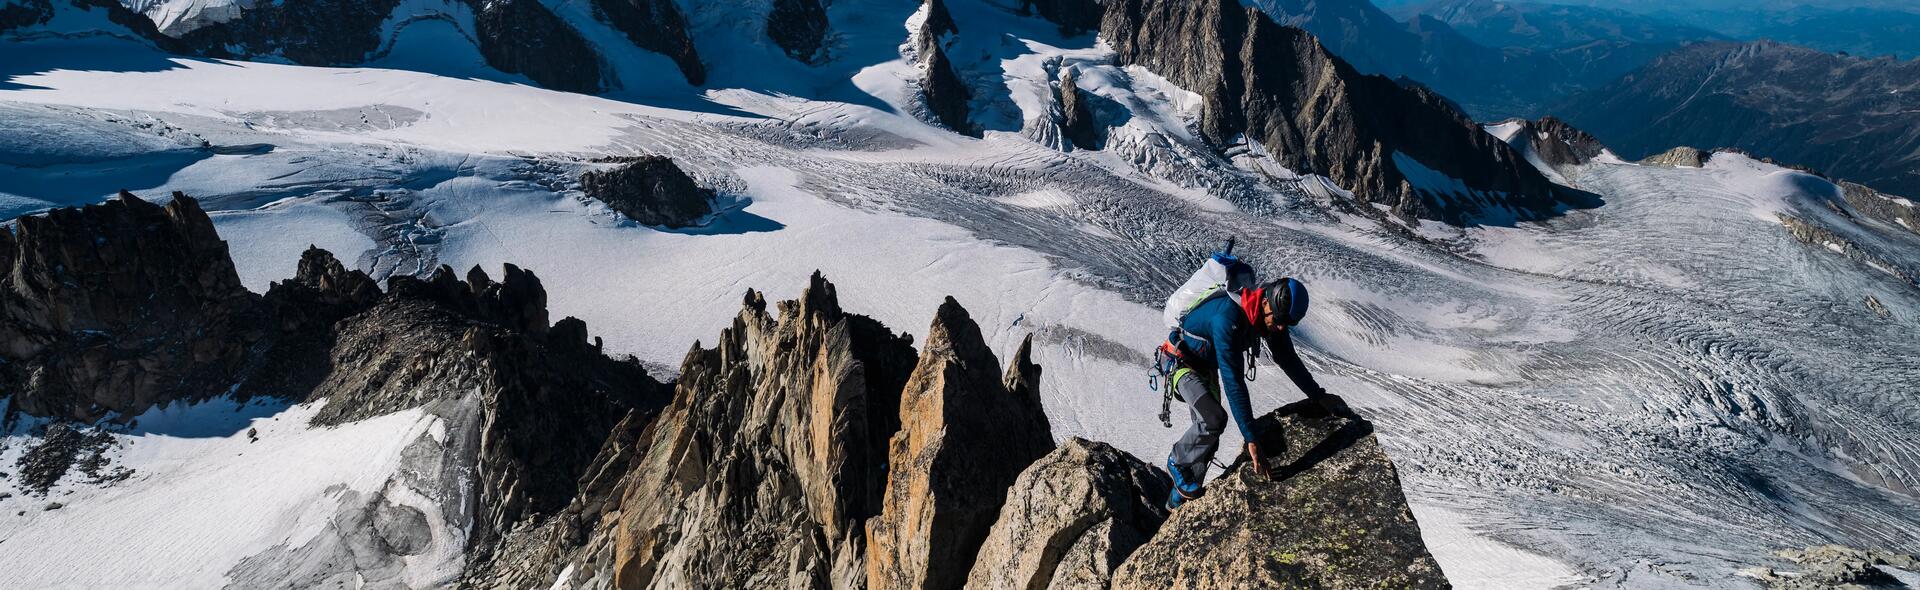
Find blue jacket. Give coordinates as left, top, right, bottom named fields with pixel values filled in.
left=1177, top=294, right=1328, bottom=440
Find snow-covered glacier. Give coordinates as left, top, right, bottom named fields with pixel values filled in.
left=2, top=0, right=1917, bottom=588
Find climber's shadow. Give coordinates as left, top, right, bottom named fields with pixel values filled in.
left=1236, top=395, right=1372, bottom=481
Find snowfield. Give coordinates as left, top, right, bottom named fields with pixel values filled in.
left=3, top=1, right=1919, bottom=588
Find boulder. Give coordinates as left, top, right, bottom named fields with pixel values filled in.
left=579, top=155, right=716, bottom=228
left=1111, top=399, right=1450, bottom=589
left=963, top=437, right=1167, bottom=590
left=866, top=300, right=1056, bottom=590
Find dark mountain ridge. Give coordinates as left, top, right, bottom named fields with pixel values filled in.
left=1557, top=40, right=1920, bottom=198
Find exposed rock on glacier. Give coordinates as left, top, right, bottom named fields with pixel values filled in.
left=579, top=155, right=717, bottom=228
left=1112, top=399, right=1449, bottom=589
left=1058, top=66, right=1101, bottom=151
left=1498, top=116, right=1609, bottom=172
left=1099, top=0, right=1576, bottom=224
left=1641, top=146, right=1709, bottom=168
left=1744, top=545, right=1920, bottom=590
left=0, top=191, right=258, bottom=421
left=963, top=437, right=1167, bottom=590
left=866, top=304, right=1057, bottom=590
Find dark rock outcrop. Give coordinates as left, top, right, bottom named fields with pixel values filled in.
left=916, top=0, right=974, bottom=136
left=172, top=0, right=404, bottom=66
left=1514, top=116, right=1608, bottom=170
left=0, top=194, right=669, bottom=571
left=0, top=192, right=258, bottom=421
left=1021, top=0, right=1102, bottom=36
left=590, top=0, right=706, bottom=85
left=579, top=155, right=716, bottom=228
left=963, top=437, right=1167, bottom=590
left=1100, top=0, right=1575, bottom=224
left=1058, top=66, right=1101, bottom=151
left=1557, top=41, right=1920, bottom=198
left=866, top=305, right=1056, bottom=590
left=2, top=0, right=191, bottom=51
left=471, top=0, right=607, bottom=93
left=767, top=0, right=830, bottom=64
left=1112, top=399, right=1449, bottom=589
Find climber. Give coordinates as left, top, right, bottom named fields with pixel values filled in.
left=1161, top=276, right=1344, bottom=510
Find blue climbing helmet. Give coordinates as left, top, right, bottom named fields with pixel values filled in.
left=1260, top=277, right=1310, bottom=327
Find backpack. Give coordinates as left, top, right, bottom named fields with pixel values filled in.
left=1150, top=239, right=1258, bottom=427
left=1161, top=244, right=1257, bottom=329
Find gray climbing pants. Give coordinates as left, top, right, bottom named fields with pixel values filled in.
left=1169, top=370, right=1227, bottom=481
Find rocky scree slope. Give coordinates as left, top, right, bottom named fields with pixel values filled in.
left=1097, top=0, right=1587, bottom=225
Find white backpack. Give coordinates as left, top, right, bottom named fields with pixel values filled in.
left=1161, top=250, right=1257, bottom=330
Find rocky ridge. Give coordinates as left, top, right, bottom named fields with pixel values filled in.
left=1, top=194, right=671, bottom=583
left=502, top=275, right=1446, bottom=589
left=0, top=191, right=257, bottom=421
left=1557, top=41, right=1920, bottom=198
left=1, top=195, right=1450, bottom=588
left=1096, top=0, right=1582, bottom=225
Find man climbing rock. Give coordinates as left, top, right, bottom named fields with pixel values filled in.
left=1159, top=267, right=1345, bottom=510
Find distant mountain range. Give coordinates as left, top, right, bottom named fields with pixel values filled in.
left=1391, top=0, right=1729, bottom=49
left=1557, top=40, right=1920, bottom=197
left=1394, top=0, right=1920, bottom=60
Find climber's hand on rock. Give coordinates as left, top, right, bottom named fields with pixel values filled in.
left=1247, top=442, right=1271, bottom=479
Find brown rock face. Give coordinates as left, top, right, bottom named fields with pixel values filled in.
left=866, top=302, right=1056, bottom=590
left=1099, top=0, right=1574, bottom=224
left=963, top=437, right=1168, bottom=590
left=599, top=273, right=918, bottom=589
left=1111, top=400, right=1449, bottom=589
left=579, top=155, right=716, bottom=229
left=0, top=191, right=257, bottom=420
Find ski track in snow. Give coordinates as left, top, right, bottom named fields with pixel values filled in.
left=4, top=5, right=1920, bottom=588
